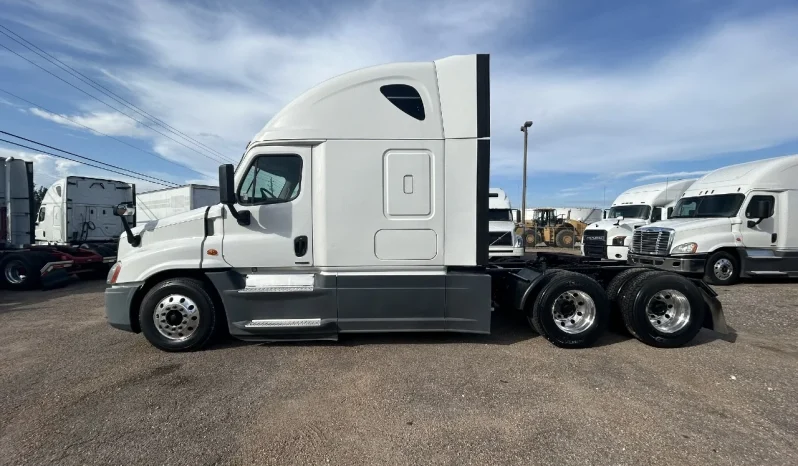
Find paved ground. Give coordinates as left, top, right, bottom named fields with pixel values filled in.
left=1, top=277, right=797, bottom=466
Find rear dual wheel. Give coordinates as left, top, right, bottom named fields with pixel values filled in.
left=0, top=254, right=42, bottom=290
left=616, top=270, right=706, bottom=348
left=528, top=271, right=609, bottom=348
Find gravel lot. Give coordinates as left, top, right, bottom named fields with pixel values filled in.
left=1, top=274, right=797, bottom=466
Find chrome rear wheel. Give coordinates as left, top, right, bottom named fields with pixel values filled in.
left=646, top=289, right=691, bottom=334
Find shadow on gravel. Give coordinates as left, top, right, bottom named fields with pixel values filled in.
left=204, top=310, right=736, bottom=351
left=204, top=311, right=648, bottom=350
left=685, top=325, right=738, bottom=346
left=0, top=279, right=106, bottom=313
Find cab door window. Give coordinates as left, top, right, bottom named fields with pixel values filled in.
left=237, top=155, right=302, bottom=205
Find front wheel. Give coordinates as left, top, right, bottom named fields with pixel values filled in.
left=555, top=229, right=575, bottom=248
left=704, top=251, right=739, bottom=286
left=528, top=271, right=609, bottom=348
left=620, top=271, right=705, bottom=348
left=139, top=278, right=218, bottom=352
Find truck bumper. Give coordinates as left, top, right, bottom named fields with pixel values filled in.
left=628, top=253, right=706, bottom=274
left=104, top=282, right=142, bottom=332
left=489, top=247, right=524, bottom=257
left=606, top=245, right=628, bottom=261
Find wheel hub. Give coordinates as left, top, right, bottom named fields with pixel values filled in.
left=646, top=289, right=691, bottom=334
left=153, top=294, right=200, bottom=342
left=3, top=260, right=27, bottom=285
left=713, top=258, right=733, bottom=281
left=551, top=290, right=597, bottom=334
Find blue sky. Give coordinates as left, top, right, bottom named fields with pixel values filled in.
left=1, top=0, right=797, bottom=208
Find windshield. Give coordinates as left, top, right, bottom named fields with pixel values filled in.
left=488, top=209, right=513, bottom=222
left=671, top=194, right=745, bottom=218
left=607, top=205, right=651, bottom=219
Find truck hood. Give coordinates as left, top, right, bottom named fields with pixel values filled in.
left=489, top=221, right=516, bottom=233
left=586, top=218, right=647, bottom=230
left=645, top=217, right=732, bottom=233
left=131, top=207, right=208, bottom=235
left=118, top=206, right=208, bottom=262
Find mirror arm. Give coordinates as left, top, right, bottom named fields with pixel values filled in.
left=226, top=204, right=251, bottom=226
left=747, top=217, right=765, bottom=228
left=119, top=216, right=141, bottom=246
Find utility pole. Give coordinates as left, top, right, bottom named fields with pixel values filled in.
left=520, top=121, right=533, bottom=248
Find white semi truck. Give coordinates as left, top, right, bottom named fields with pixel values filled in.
left=581, top=179, right=696, bottom=261
left=35, top=176, right=135, bottom=268
left=629, top=154, right=798, bottom=285
left=1, top=157, right=97, bottom=290
left=136, top=184, right=219, bottom=224
left=104, top=54, right=726, bottom=351
left=488, top=188, right=523, bottom=258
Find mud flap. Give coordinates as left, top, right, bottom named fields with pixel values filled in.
left=693, top=280, right=728, bottom=334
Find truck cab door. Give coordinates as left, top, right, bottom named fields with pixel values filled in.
left=221, top=146, right=313, bottom=269
left=741, top=193, right=777, bottom=249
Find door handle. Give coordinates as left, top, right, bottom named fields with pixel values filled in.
left=294, top=236, right=308, bottom=257
left=772, top=233, right=777, bottom=243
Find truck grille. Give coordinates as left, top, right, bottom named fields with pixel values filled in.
left=582, top=229, right=606, bottom=258
left=489, top=232, right=513, bottom=246
left=630, top=228, right=672, bottom=256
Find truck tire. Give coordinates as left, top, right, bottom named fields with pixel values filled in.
left=620, top=271, right=705, bottom=348
left=704, top=251, right=739, bottom=286
left=555, top=229, right=575, bottom=248
left=528, top=271, right=609, bottom=348
left=606, top=267, right=653, bottom=307
left=0, top=253, right=42, bottom=290
left=139, top=278, right=218, bottom=352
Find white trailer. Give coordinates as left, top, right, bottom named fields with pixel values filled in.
left=136, top=185, right=219, bottom=224
left=581, top=179, right=696, bottom=261
left=104, top=54, right=726, bottom=352
left=488, top=188, right=523, bottom=257
left=629, top=154, right=798, bottom=285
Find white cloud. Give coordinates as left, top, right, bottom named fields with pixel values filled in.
left=0, top=146, right=172, bottom=192
left=28, top=108, right=147, bottom=138
left=635, top=171, right=709, bottom=182
left=4, top=0, right=798, bottom=184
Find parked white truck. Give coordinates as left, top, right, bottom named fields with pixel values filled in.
left=629, top=154, right=798, bottom=285
left=104, top=54, right=726, bottom=352
left=488, top=188, right=523, bottom=258
left=35, top=176, right=134, bottom=266
left=136, top=185, right=219, bottom=224
left=582, top=179, right=696, bottom=261
left=1, top=157, right=93, bottom=290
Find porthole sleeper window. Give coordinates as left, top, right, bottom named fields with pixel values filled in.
left=380, top=84, right=425, bottom=121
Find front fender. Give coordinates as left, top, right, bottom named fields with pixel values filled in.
left=115, top=236, right=205, bottom=283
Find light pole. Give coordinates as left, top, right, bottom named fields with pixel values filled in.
left=520, top=121, right=533, bottom=248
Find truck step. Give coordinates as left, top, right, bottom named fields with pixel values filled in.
left=242, top=318, right=322, bottom=328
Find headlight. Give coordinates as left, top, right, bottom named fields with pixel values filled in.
left=611, top=236, right=627, bottom=246
left=514, top=235, right=523, bottom=247
left=671, top=242, right=698, bottom=254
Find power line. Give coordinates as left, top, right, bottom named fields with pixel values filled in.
left=0, top=24, right=232, bottom=162
left=0, top=130, right=178, bottom=187
left=0, top=138, right=174, bottom=187
left=0, top=87, right=210, bottom=179
left=0, top=42, right=232, bottom=165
